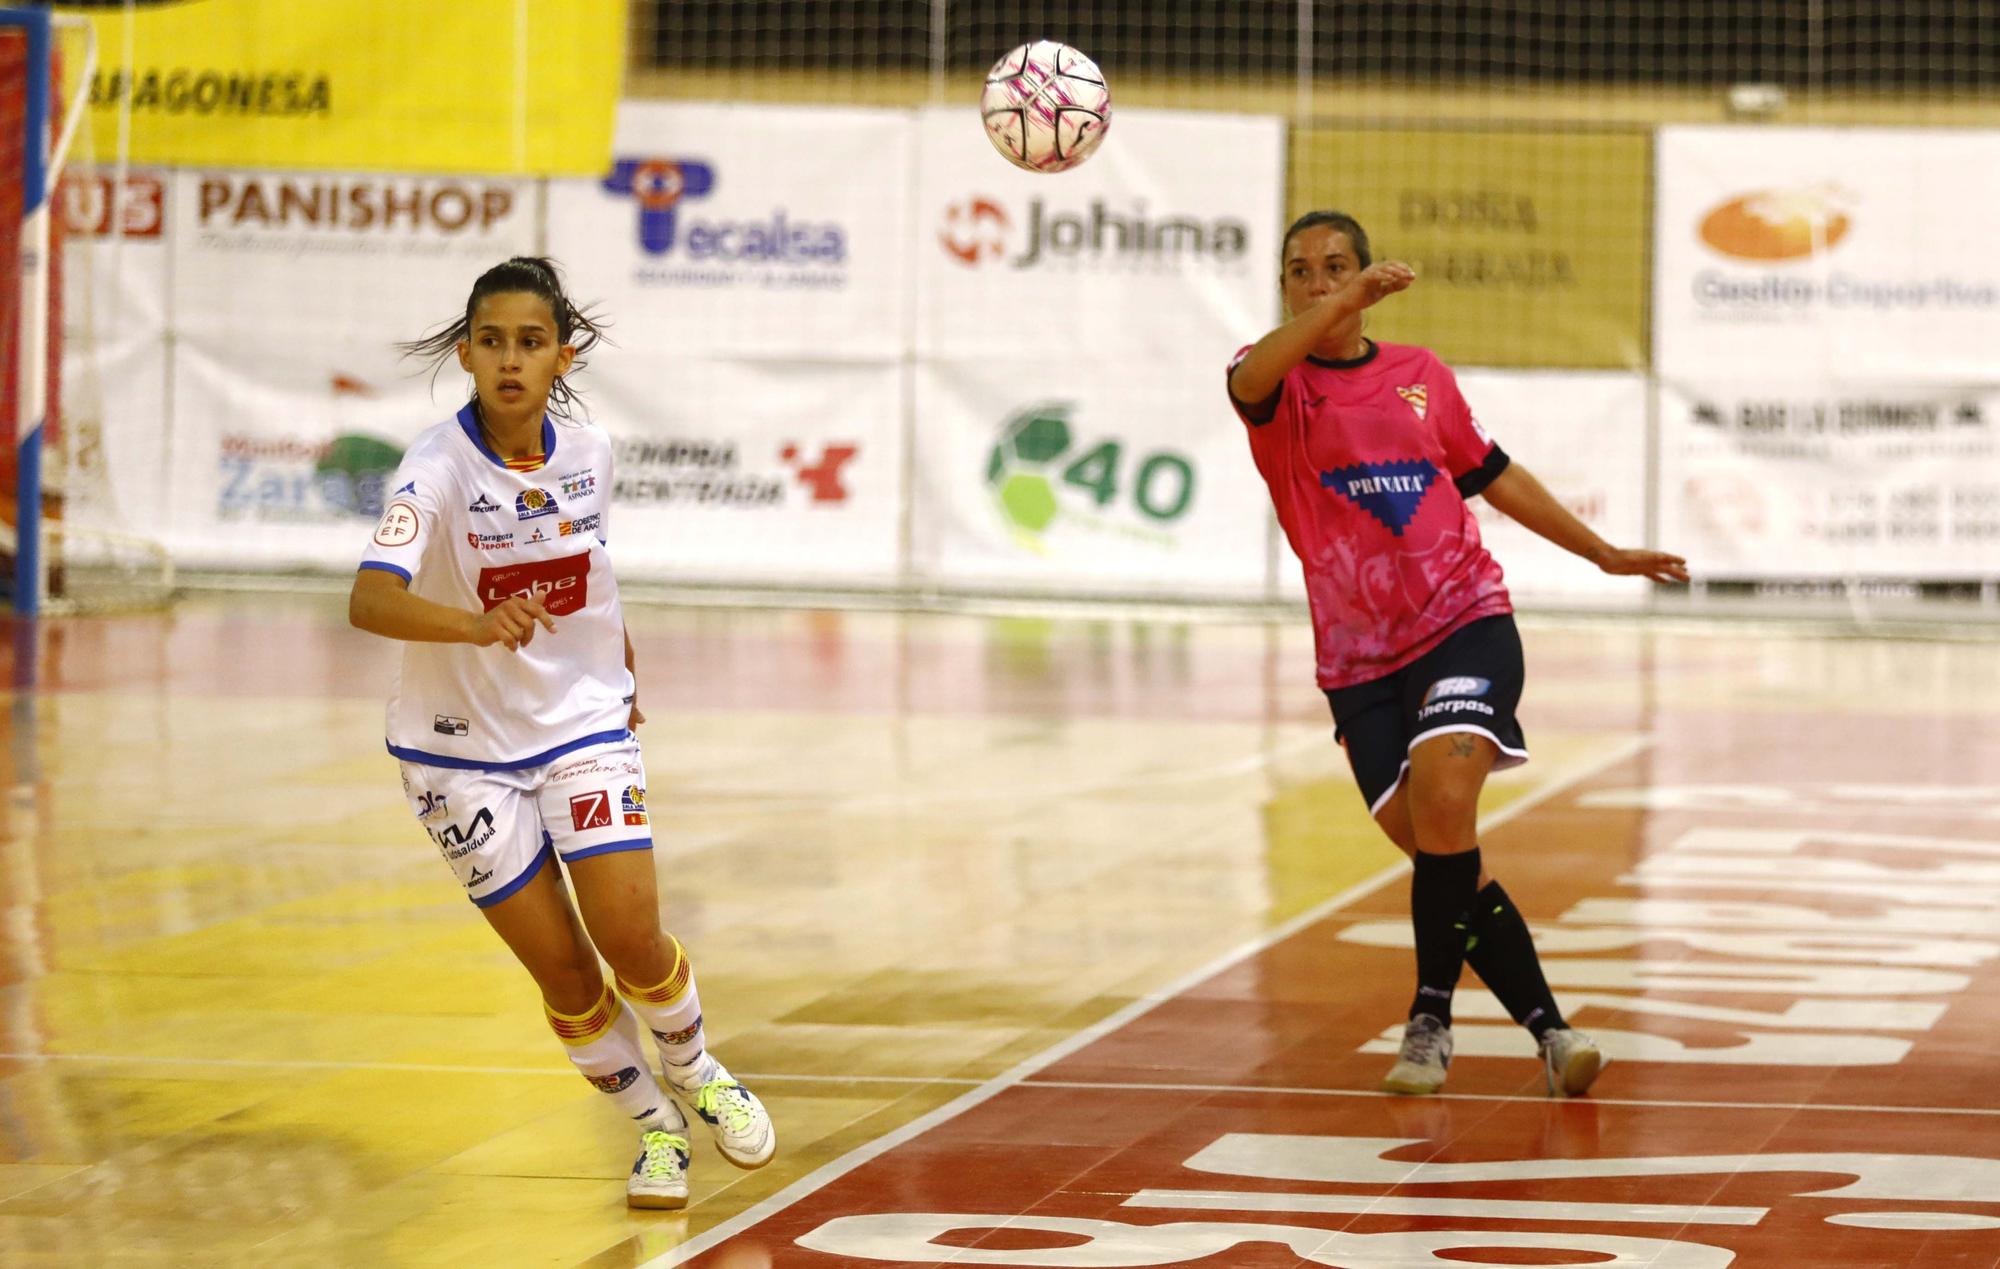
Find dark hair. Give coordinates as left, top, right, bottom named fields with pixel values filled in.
left=1280, top=210, right=1372, bottom=271
left=400, top=256, right=606, bottom=421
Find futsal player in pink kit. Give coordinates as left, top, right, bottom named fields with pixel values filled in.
left=349, top=257, right=774, bottom=1206
left=1227, top=211, right=1688, bottom=1096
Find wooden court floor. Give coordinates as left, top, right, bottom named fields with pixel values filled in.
left=1, top=592, right=1998, bottom=1267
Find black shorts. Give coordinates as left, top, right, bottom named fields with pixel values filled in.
left=1323, top=613, right=1530, bottom=816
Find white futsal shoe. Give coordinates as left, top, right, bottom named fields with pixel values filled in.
left=1538, top=1026, right=1606, bottom=1098
left=1381, top=1014, right=1453, bottom=1095
left=627, top=1124, right=692, bottom=1209
left=670, top=1054, right=777, bottom=1169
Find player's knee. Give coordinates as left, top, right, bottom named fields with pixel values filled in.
left=1406, top=787, right=1480, bottom=852
left=595, top=926, right=671, bottom=983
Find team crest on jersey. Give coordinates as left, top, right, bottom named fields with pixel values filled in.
left=622, top=785, right=648, bottom=825
left=1319, top=459, right=1438, bottom=535
left=515, top=487, right=560, bottom=520
left=468, top=492, right=501, bottom=513
left=1396, top=384, right=1429, bottom=420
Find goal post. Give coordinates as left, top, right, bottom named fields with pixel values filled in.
left=2, top=5, right=100, bottom=617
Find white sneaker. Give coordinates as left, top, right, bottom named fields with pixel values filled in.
left=1381, top=1014, right=1453, bottom=1095
left=627, top=1127, right=690, bottom=1209
left=1539, top=1027, right=1606, bottom=1097
left=670, top=1055, right=776, bottom=1169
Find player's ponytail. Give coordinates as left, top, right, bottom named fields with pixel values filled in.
left=400, top=256, right=608, bottom=422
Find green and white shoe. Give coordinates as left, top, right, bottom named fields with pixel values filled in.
left=672, top=1055, right=776, bottom=1169
left=628, top=1126, right=691, bottom=1209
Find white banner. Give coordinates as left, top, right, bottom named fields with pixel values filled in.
left=910, top=359, right=1270, bottom=598
left=591, top=358, right=904, bottom=586
left=58, top=168, right=174, bottom=545
left=911, top=106, right=1283, bottom=597
left=165, top=168, right=537, bottom=568
left=1655, top=126, right=2000, bottom=382
left=1269, top=371, right=1652, bottom=607
left=1462, top=370, right=1650, bottom=602
left=916, top=105, right=1283, bottom=361
left=546, top=101, right=912, bottom=358
left=1658, top=381, right=2000, bottom=579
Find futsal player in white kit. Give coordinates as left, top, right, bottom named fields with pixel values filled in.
left=349, top=257, right=773, bottom=1208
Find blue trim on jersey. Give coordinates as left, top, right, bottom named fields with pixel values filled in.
left=388, top=728, right=633, bottom=772
left=357, top=560, right=413, bottom=582
left=562, top=837, right=654, bottom=861
left=456, top=404, right=558, bottom=469
left=471, top=842, right=554, bottom=908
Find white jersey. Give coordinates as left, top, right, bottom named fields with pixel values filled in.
left=359, top=405, right=631, bottom=770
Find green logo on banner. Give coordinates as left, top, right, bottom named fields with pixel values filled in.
left=985, top=403, right=1196, bottom=549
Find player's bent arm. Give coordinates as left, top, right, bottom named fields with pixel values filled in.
left=1228, top=261, right=1416, bottom=404
left=1481, top=462, right=1691, bottom=584
left=348, top=567, right=555, bottom=650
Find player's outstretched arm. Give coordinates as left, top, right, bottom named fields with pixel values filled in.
left=1228, top=260, right=1415, bottom=405
left=349, top=567, right=556, bottom=651
left=1481, top=462, right=1690, bottom=584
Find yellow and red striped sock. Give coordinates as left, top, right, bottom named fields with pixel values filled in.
left=617, top=936, right=707, bottom=1075
left=546, top=982, right=674, bottom=1127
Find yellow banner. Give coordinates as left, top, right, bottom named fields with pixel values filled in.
left=1288, top=128, right=1650, bottom=369
left=56, top=0, right=624, bottom=175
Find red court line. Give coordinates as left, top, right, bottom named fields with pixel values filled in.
left=660, top=708, right=2000, bottom=1268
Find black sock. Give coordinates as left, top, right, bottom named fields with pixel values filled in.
left=1463, top=880, right=1567, bottom=1040
left=1409, top=848, right=1482, bottom=1026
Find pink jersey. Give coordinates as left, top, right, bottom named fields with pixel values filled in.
left=1228, top=339, right=1513, bottom=689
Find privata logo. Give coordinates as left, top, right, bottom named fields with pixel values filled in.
left=1320, top=460, right=1438, bottom=535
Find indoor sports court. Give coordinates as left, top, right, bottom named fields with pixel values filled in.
left=4, top=3, right=1999, bottom=1267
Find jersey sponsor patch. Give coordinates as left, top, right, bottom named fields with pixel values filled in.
left=1423, top=675, right=1492, bottom=704
left=373, top=499, right=422, bottom=546
left=569, top=789, right=613, bottom=831
left=558, top=469, right=597, bottom=499
left=586, top=1066, right=641, bottom=1094
left=476, top=552, right=590, bottom=616
left=622, top=784, right=647, bottom=825
left=559, top=513, right=601, bottom=537
left=516, top=487, right=560, bottom=520
left=466, top=531, right=513, bottom=551
left=468, top=492, right=501, bottom=512
left=1319, top=459, right=1439, bottom=535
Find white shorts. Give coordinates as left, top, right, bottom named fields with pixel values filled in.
left=400, top=736, right=653, bottom=908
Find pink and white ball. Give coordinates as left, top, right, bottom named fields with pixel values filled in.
left=980, top=41, right=1111, bottom=174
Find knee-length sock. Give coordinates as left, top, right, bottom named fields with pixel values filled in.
left=1463, top=879, right=1566, bottom=1040
left=1409, top=847, right=1483, bottom=1025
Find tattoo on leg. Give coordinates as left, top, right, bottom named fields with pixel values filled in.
left=1450, top=735, right=1478, bottom=758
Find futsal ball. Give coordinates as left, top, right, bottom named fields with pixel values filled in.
left=980, top=41, right=1111, bottom=174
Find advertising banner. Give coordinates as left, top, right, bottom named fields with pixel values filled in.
left=56, top=167, right=175, bottom=543
left=588, top=358, right=904, bottom=586
left=1269, top=370, right=1652, bottom=607
left=915, top=106, right=1284, bottom=363
left=1658, top=381, right=2000, bottom=579
left=912, top=106, right=1283, bottom=597
left=910, top=359, right=1272, bottom=598
left=1655, top=126, right=2000, bottom=382
left=546, top=100, right=912, bottom=359
left=165, top=168, right=536, bottom=569
left=55, top=0, right=623, bottom=175
left=1289, top=127, right=1651, bottom=370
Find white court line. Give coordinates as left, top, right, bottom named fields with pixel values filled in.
left=6, top=1053, right=1995, bottom=1121
left=637, top=732, right=1656, bottom=1267
left=1124, top=1188, right=1768, bottom=1225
